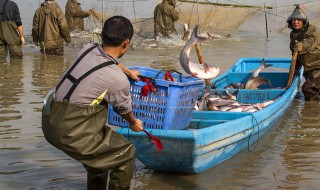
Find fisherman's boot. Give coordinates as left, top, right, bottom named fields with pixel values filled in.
left=108, top=158, right=134, bottom=190
left=87, top=171, right=108, bottom=190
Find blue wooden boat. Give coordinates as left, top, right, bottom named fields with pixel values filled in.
left=116, top=58, right=303, bottom=174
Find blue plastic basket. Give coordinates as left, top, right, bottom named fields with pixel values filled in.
left=108, top=66, right=204, bottom=130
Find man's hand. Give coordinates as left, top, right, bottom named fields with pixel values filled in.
left=118, top=63, right=140, bottom=81
left=129, top=119, right=143, bottom=132
left=294, top=40, right=302, bottom=52
left=121, top=112, right=143, bottom=132
left=87, top=9, right=94, bottom=15
left=20, top=36, right=25, bottom=45
left=130, top=69, right=140, bottom=81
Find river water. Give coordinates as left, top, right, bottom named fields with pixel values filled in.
left=1, top=1, right=320, bottom=190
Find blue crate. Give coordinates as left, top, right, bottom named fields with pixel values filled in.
left=108, top=66, right=204, bottom=130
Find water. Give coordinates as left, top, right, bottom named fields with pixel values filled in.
left=2, top=1, right=320, bottom=190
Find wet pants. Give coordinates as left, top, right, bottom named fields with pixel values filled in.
left=302, top=77, right=320, bottom=101
left=42, top=100, right=135, bottom=189
left=0, top=21, right=22, bottom=59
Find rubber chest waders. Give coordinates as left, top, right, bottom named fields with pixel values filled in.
left=41, top=45, right=135, bottom=188
left=0, top=0, right=23, bottom=59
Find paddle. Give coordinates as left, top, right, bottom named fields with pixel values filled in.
left=286, top=51, right=299, bottom=88
left=195, top=44, right=211, bottom=86
left=143, top=129, right=163, bottom=151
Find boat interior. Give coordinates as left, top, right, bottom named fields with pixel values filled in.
left=188, top=71, right=290, bottom=129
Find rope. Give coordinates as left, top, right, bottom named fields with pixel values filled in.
left=247, top=114, right=260, bottom=152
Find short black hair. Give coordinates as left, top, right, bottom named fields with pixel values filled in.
left=101, top=16, right=133, bottom=46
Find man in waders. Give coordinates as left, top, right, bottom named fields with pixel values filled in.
left=287, top=4, right=320, bottom=101
left=42, top=16, right=143, bottom=190
left=65, top=0, right=92, bottom=32
left=32, top=0, right=71, bottom=55
left=153, top=0, right=180, bottom=40
left=0, top=0, right=24, bottom=59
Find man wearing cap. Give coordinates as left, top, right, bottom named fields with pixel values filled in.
left=287, top=4, right=320, bottom=101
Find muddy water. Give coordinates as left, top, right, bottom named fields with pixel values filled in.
left=1, top=10, right=320, bottom=190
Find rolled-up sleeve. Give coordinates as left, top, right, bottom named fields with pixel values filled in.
left=105, top=77, right=132, bottom=115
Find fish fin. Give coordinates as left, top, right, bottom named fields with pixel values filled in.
left=190, top=72, right=198, bottom=77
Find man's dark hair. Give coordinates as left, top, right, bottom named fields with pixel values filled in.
left=101, top=16, right=133, bottom=46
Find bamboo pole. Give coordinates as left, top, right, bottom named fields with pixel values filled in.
left=286, top=51, right=299, bottom=88
left=264, top=4, right=269, bottom=38
left=195, top=44, right=211, bottom=86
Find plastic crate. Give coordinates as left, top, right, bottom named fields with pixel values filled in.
left=108, top=66, right=204, bottom=130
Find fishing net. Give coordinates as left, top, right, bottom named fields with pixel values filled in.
left=82, top=0, right=320, bottom=37
left=88, top=9, right=109, bottom=29
left=176, top=1, right=259, bottom=32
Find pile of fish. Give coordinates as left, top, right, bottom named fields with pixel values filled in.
left=194, top=89, right=277, bottom=112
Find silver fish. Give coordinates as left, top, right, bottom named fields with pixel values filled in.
left=245, top=59, right=273, bottom=89
left=180, top=25, right=220, bottom=80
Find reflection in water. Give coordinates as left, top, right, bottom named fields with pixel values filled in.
left=0, top=59, right=24, bottom=149
left=280, top=100, right=320, bottom=189
left=32, top=54, right=70, bottom=96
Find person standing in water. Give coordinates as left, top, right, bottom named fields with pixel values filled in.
left=0, top=0, right=24, bottom=59
left=32, top=0, right=71, bottom=55
left=65, top=0, right=92, bottom=32
left=42, top=16, right=143, bottom=190
left=153, top=0, right=180, bottom=39
left=287, top=4, right=320, bottom=101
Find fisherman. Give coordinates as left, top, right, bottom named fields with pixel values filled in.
left=65, top=0, right=92, bottom=32
left=153, top=0, right=180, bottom=39
left=32, top=0, right=71, bottom=55
left=287, top=4, right=320, bottom=101
left=41, top=16, right=143, bottom=190
left=0, top=0, right=24, bottom=59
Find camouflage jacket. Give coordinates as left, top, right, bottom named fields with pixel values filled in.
left=32, top=1, right=71, bottom=49
left=290, top=24, right=320, bottom=78
left=65, top=0, right=89, bottom=32
left=154, top=0, right=179, bottom=38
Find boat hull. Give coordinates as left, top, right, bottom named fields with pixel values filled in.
left=116, top=58, right=302, bottom=173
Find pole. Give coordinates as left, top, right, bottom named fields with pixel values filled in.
left=264, top=4, right=268, bottom=38
left=101, top=0, right=104, bottom=28
left=286, top=51, right=299, bottom=88
left=195, top=44, right=211, bottom=86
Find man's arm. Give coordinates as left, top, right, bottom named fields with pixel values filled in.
left=120, top=112, right=143, bottom=132
left=118, top=63, right=140, bottom=81
left=57, top=8, right=71, bottom=43
left=32, top=10, right=40, bottom=45
left=17, top=25, right=25, bottom=44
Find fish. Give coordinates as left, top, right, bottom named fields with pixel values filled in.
left=245, top=59, right=273, bottom=89
left=198, top=88, right=214, bottom=111
left=182, top=23, right=191, bottom=41
left=180, top=25, right=220, bottom=80
left=225, top=82, right=245, bottom=89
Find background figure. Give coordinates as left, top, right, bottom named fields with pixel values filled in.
left=0, top=0, right=24, bottom=59
left=154, top=0, right=179, bottom=39
left=41, top=16, right=143, bottom=190
left=287, top=4, right=320, bottom=101
left=32, top=0, right=71, bottom=56
left=65, top=0, right=91, bottom=32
